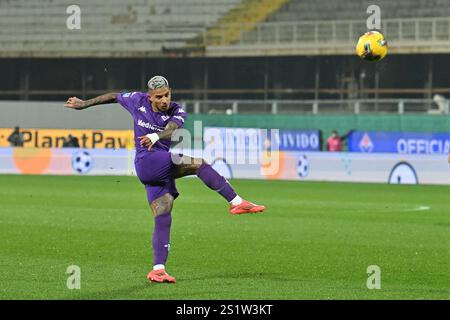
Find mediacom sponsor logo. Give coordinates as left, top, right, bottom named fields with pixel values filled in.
left=0, top=128, right=134, bottom=149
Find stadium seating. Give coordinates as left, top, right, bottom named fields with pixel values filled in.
left=0, top=0, right=241, bottom=55
left=269, top=0, right=450, bottom=22
left=1, top=0, right=449, bottom=56
left=198, top=0, right=289, bottom=46
left=216, top=0, right=450, bottom=52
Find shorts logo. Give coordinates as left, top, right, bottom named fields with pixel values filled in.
left=138, top=106, right=146, bottom=113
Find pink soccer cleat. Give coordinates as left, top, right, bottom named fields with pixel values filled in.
left=147, top=269, right=176, bottom=283
left=229, top=200, right=265, bottom=215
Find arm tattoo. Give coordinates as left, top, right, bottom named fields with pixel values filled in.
left=157, top=121, right=179, bottom=140
left=83, top=92, right=118, bottom=109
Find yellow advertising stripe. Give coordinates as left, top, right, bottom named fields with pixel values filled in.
left=0, top=128, right=134, bottom=149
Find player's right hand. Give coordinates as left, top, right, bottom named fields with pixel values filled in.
left=138, top=135, right=153, bottom=150
left=64, top=97, right=86, bottom=110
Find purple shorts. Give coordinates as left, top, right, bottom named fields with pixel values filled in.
left=135, top=150, right=180, bottom=204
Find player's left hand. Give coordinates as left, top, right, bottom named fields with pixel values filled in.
left=64, top=96, right=86, bottom=109
left=138, top=135, right=153, bottom=150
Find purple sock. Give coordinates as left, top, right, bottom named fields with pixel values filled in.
left=196, top=163, right=237, bottom=202
left=153, top=213, right=172, bottom=266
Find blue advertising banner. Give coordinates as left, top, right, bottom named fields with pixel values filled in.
left=204, top=127, right=321, bottom=152
left=348, top=131, right=450, bottom=154
left=271, top=129, right=321, bottom=151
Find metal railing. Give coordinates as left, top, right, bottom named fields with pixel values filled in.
left=202, top=17, right=450, bottom=48
left=179, top=99, right=450, bottom=115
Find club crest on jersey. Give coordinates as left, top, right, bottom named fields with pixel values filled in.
left=138, top=106, right=146, bottom=113
left=161, top=115, right=170, bottom=121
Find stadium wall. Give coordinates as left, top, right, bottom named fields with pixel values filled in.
left=0, top=101, right=132, bottom=130
left=184, top=114, right=450, bottom=143
left=3, top=101, right=450, bottom=132
left=2, top=101, right=450, bottom=150
left=185, top=114, right=450, bottom=150
left=1, top=147, right=449, bottom=186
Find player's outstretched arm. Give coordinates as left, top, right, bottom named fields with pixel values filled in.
left=64, top=93, right=118, bottom=110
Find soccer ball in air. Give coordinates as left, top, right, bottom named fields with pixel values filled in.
left=72, top=150, right=93, bottom=174
left=356, top=30, right=388, bottom=62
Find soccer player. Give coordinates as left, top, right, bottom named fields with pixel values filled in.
left=64, top=76, right=265, bottom=284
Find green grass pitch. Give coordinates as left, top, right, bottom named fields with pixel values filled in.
left=0, top=174, right=449, bottom=300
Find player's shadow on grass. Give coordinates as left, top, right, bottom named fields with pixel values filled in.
left=68, top=284, right=151, bottom=300
left=184, top=271, right=295, bottom=282
left=60, top=273, right=303, bottom=299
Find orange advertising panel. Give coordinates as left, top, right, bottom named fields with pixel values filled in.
left=0, top=128, right=134, bottom=149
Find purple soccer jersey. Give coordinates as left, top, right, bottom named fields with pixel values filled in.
left=116, top=92, right=186, bottom=154
left=115, top=90, right=241, bottom=272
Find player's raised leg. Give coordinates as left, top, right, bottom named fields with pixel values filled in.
left=146, top=193, right=176, bottom=283
left=172, top=155, right=265, bottom=215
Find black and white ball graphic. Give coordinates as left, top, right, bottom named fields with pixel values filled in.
left=297, top=155, right=310, bottom=178
left=72, top=150, right=93, bottom=174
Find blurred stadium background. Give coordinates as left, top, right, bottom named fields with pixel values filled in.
left=1, top=0, right=450, bottom=178
left=1, top=0, right=450, bottom=300
left=1, top=1, right=450, bottom=137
